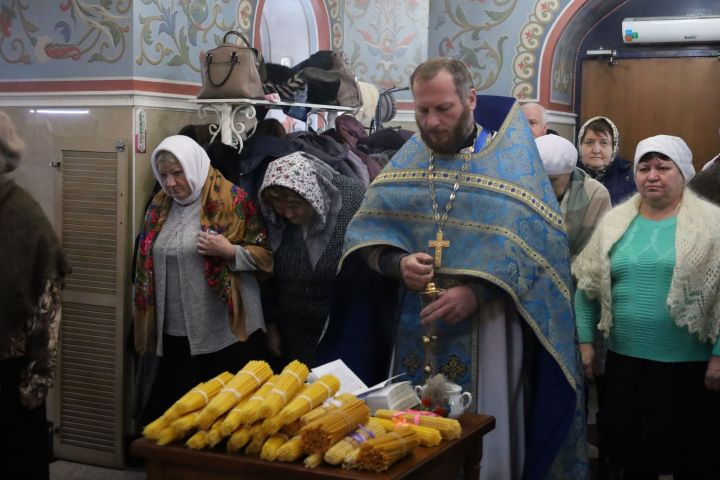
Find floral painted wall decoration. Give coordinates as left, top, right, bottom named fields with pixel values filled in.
left=0, top=0, right=130, bottom=65
left=135, top=0, right=250, bottom=74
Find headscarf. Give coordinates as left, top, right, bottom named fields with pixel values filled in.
left=150, top=135, right=210, bottom=206
left=0, top=110, right=26, bottom=175
left=577, top=116, right=620, bottom=163
left=134, top=138, right=272, bottom=354
left=633, top=134, right=695, bottom=183
left=259, top=151, right=342, bottom=270
left=536, top=134, right=577, bottom=175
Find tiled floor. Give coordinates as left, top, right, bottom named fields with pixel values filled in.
left=49, top=461, right=145, bottom=480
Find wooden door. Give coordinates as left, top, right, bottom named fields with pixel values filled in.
left=54, top=144, right=129, bottom=467
left=581, top=57, right=720, bottom=171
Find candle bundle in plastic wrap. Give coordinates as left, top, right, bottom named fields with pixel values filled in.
left=221, top=375, right=278, bottom=435
left=351, top=426, right=419, bottom=472
left=373, top=417, right=442, bottom=447
left=323, top=418, right=386, bottom=465
left=196, top=360, right=272, bottom=430
left=257, top=360, right=309, bottom=419
left=263, top=374, right=339, bottom=436
left=300, top=397, right=370, bottom=453
left=282, top=392, right=356, bottom=436
left=375, top=409, right=461, bottom=440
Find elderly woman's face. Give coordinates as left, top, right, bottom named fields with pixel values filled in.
left=157, top=153, right=191, bottom=201
left=265, top=188, right=315, bottom=226
left=580, top=130, right=613, bottom=169
left=636, top=155, right=685, bottom=208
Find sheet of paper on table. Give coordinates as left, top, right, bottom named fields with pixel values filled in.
left=308, top=358, right=406, bottom=396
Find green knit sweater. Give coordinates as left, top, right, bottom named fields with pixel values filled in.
left=576, top=214, right=720, bottom=361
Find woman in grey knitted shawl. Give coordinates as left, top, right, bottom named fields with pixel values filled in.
left=258, top=151, right=365, bottom=369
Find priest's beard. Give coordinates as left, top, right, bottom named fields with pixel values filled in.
left=418, top=103, right=475, bottom=155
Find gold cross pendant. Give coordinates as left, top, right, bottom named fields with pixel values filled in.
left=428, top=230, right=450, bottom=268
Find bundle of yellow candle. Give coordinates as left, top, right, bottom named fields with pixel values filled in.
left=169, top=411, right=202, bottom=434
left=220, top=375, right=278, bottom=435
left=154, top=409, right=204, bottom=446
left=300, top=397, right=370, bottom=453
left=207, top=415, right=230, bottom=447
left=260, top=433, right=290, bottom=461
left=262, top=374, right=340, bottom=436
left=196, top=360, right=272, bottom=430
left=304, top=452, right=324, bottom=468
left=373, top=417, right=442, bottom=447
left=282, top=392, right=357, bottom=436
left=351, top=426, right=419, bottom=472
left=375, top=409, right=461, bottom=440
left=155, top=426, right=184, bottom=446
left=226, top=425, right=252, bottom=453
left=185, top=430, right=209, bottom=450
left=174, top=371, right=234, bottom=415
left=257, top=360, right=309, bottom=419
left=323, top=418, right=386, bottom=465
left=142, top=371, right=233, bottom=439
left=276, top=435, right=305, bottom=462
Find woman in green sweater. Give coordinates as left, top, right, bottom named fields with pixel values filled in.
left=574, top=135, right=720, bottom=480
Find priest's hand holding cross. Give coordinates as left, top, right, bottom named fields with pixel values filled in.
left=399, top=252, right=434, bottom=291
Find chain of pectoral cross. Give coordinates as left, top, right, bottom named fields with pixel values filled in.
left=428, top=151, right=473, bottom=268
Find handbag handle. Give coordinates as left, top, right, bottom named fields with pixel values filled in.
left=223, top=30, right=252, bottom=48
left=205, top=50, right=238, bottom=88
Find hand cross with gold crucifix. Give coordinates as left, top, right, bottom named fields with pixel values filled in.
left=428, top=230, right=450, bottom=268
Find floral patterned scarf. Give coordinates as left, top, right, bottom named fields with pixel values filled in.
left=133, top=166, right=272, bottom=354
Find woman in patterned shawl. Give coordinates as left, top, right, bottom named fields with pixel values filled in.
left=0, top=111, right=70, bottom=480
left=133, top=135, right=272, bottom=424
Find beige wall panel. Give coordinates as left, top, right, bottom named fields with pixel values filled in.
left=133, top=108, right=200, bottom=237
left=3, top=107, right=130, bottom=231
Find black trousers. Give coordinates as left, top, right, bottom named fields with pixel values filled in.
left=0, top=357, right=50, bottom=480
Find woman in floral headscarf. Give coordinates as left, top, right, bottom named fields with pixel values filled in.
left=133, top=135, right=272, bottom=424
left=258, top=152, right=366, bottom=369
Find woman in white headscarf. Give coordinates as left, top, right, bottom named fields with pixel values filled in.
left=574, top=135, right=720, bottom=479
left=536, top=134, right=611, bottom=260
left=258, top=152, right=366, bottom=369
left=133, top=135, right=272, bottom=424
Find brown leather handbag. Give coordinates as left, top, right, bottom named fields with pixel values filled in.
left=197, top=31, right=266, bottom=100
left=328, top=51, right=363, bottom=107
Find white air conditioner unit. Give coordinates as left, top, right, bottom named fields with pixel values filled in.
left=622, top=16, right=720, bottom=44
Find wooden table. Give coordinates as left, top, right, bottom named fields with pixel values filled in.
left=131, top=413, right=495, bottom=480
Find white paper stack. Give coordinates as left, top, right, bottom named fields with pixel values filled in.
left=362, top=381, right=420, bottom=414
